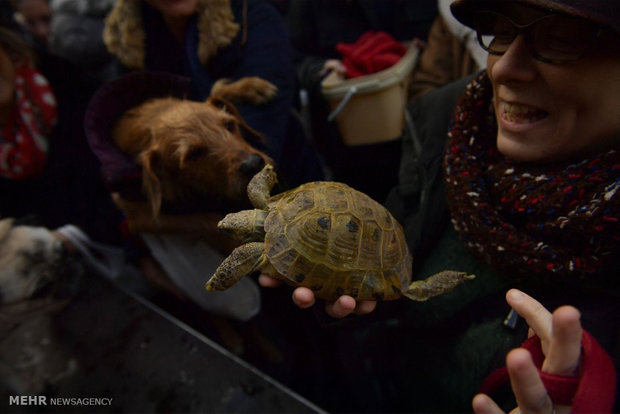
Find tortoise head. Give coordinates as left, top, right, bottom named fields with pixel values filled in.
left=217, top=209, right=268, bottom=244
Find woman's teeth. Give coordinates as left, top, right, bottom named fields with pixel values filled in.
left=503, top=103, right=547, bottom=123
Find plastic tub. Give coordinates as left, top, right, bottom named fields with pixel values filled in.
left=321, top=43, right=419, bottom=146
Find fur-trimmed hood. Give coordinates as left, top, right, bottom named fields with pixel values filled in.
left=103, top=0, right=242, bottom=69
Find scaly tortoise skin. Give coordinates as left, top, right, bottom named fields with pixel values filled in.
left=205, top=165, right=474, bottom=301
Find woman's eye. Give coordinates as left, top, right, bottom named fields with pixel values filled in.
left=493, top=29, right=515, bottom=45
left=544, top=31, right=576, bottom=47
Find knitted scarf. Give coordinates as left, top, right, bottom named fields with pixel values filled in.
left=0, top=64, right=57, bottom=180
left=444, top=72, right=619, bottom=278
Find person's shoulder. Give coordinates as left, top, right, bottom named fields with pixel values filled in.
left=234, top=0, right=288, bottom=41
left=408, top=74, right=474, bottom=119
left=52, top=0, right=114, bottom=18
left=36, top=50, right=101, bottom=101
left=242, top=0, right=284, bottom=19
left=244, top=0, right=280, bottom=10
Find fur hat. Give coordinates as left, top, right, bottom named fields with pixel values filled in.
left=450, top=0, right=620, bottom=34
left=103, top=0, right=241, bottom=69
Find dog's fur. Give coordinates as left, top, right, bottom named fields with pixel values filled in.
left=0, top=218, right=64, bottom=305
left=209, top=77, right=277, bottom=105
left=112, top=77, right=276, bottom=218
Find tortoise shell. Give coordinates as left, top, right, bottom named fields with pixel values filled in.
left=263, top=181, right=412, bottom=301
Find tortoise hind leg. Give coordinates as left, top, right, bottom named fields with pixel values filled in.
left=403, top=271, right=475, bottom=301
left=206, top=242, right=269, bottom=291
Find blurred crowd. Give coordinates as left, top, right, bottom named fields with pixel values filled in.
left=0, top=1, right=617, bottom=413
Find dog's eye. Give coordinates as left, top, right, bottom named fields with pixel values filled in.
left=185, top=147, right=207, bottom=162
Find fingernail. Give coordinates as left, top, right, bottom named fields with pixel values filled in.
left=507, top=289, right=524, bottom=301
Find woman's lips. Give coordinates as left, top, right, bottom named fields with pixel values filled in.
left=501, top=102, right=548, bottom=124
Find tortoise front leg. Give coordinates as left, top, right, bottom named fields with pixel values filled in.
left=247, top=164, right=278, bottom=209
left=205, top=242, right=269, bottom=291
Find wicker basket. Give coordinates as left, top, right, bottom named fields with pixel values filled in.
left=321, top=43, right=419, bottom=146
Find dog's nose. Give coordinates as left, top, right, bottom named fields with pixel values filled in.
left=239, top=153, right=265, bottom=177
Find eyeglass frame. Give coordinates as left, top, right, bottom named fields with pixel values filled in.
left=473, top=10, right=603, bottom=64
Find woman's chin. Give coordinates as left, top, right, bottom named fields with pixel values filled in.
left=496, top=120, right=559, bottom=163
left=496, top=134, right=554, bottom=164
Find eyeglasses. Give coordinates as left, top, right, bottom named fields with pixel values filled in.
left=473, top=10, right=602, bottom=63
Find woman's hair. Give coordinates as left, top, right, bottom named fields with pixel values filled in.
left=0, top=26, right=34, bottom=64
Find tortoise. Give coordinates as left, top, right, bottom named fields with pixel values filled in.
left=205, top=164, right=474, bottom=301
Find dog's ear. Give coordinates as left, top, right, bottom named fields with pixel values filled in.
left=206, top=97, right=266, bottom=144
left=139, top=149, right=163, bottom=218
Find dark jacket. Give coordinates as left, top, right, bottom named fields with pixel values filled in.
left=328, top=77, right=619, bottom=412
left=50, top=0, right=116, bottom=81
left=286, top=0, right=437, bottom=92
left=283, top=0, right=438, bottom=200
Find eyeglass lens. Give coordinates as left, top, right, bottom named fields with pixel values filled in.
left=474, top=11, right=598, bottom=62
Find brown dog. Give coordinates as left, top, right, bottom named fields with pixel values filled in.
left=110, top=77, right=277, bottom=253
left=112, top=77, right=276, bottom=216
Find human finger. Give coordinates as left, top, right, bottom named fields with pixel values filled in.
left=506, top=348, right=554, bottom=414
left=292, top=287, right=316, bottom=309
left=320, top=59, right=345, bottom=76
left=353, top=300, right=377, bottom=315
left=110, top=192, right=122, bottom=206
left=258, top=274, right=282, bottom=288
left=325, top=295, right=357, bottom=318
left=472, top=393, right=504, bottom=414
left=506, top=289, right=553, bottom=345
left=542, top=305, right=582, bottom=376
left=111, top=192, right=130, bottom=213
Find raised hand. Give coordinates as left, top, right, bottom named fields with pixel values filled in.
left=472, top=289, right=582, bottom=414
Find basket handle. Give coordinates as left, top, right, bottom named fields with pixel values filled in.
left=327, top=86, right=358, bottom=122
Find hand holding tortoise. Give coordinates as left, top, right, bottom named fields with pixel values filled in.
left=258, top=275, right=376, bottom=318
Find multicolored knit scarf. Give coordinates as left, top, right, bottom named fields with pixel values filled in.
left=0, top=64, right=57, bottom=180
left=444, top=72, right=619, bottom=278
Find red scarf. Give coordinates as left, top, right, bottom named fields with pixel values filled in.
left=336, top=31, right=407, bottom=78
left=0, top=64, right=57, bottom=179
left=444, top=72, right=620, bottom=278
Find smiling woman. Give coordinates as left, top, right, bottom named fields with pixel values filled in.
left=482, top=4, right=620, bottom=162
left=258, top=0, right=620, bottom=412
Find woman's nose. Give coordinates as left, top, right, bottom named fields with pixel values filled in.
left=489, top=34, right=538, bottom=84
